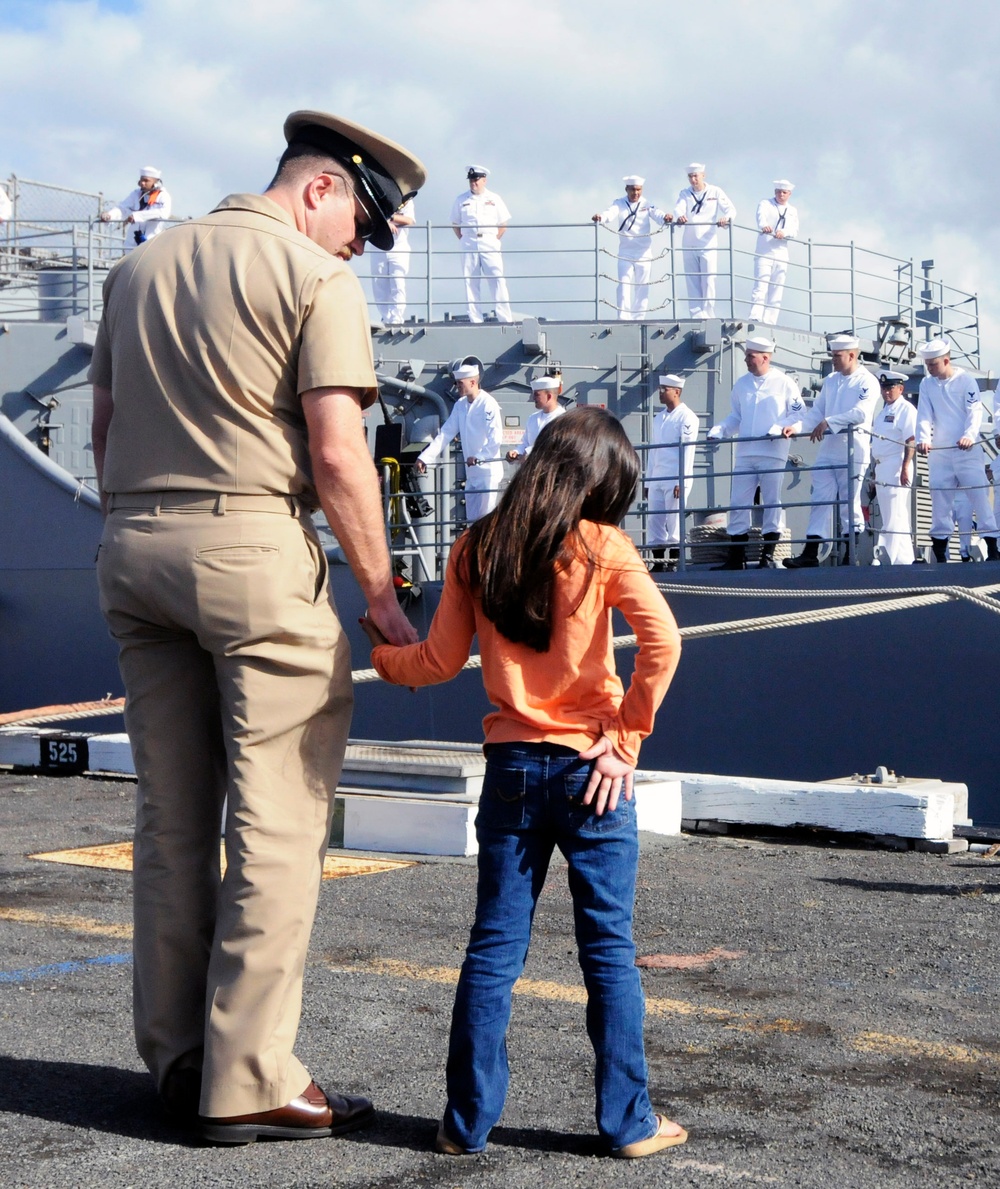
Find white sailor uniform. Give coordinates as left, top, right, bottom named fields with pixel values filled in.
left=370, top=198, right=415, bottom=325
left=417, top=390, right=503, bottom=521
left=916, top=368, right=997, bottom=541
left=516, top=404, right=565, bottom=456
left=647, top=402, right=699, bottom=546
left=673, top=184, right=736, bottom=318
left=870, top=397, right=917, bottom=564
left=595, top=196, right=670, bottom=320
left=450, top=188, right=512, bottom=323
left=801, top=367, right=880, bottom=541
left=710, top=369, right=804, bottom=535
left=749, top=198, right=798, bottom=325
left=104, top=186, right=172, bottom=249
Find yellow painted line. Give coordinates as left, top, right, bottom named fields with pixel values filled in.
left=852, top=1030, right=1000, bottom=1066
left=333, top=957, right=804, bottom=1034
left=0, top=907, right=131, bottom=939
left=28, top=843, right=415, bottom=881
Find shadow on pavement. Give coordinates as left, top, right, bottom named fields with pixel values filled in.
left=0, top=1056, right=194, bottom=1145
left=348, top=1110, right=599, bottom=1156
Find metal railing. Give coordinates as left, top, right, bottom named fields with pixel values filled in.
left=2, top=199, right=978, bottom=363
left=379, top=426, right=1000, bottom=579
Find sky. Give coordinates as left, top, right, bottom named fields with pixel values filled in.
left=2, top=0, right=998, bottom=357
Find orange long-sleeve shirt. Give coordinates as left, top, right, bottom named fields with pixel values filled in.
left=371, top=521, right=681, bottom=766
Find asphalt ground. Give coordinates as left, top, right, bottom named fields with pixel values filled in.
left=2, top=770, right=999, bottom=1188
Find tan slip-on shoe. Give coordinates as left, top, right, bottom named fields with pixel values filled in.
left=612, top=1113, right=688, bottom=1158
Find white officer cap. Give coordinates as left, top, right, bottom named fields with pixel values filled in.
left=686, top=162, right=706, bottom=173
left=828, top=334, right=860, bottom=352
left=772, top=179, right=795, bottom=191
left=530, top=376, right=560, bottom=391
left=658, top=374, right=686, bottom=389
left=745, top=335, right=775, bottom=354
left=139, top=165, right=161, bottom=179
left=453, top=363, right=480, bottom=380
left=466, top=164, right=489, bottom=178
left=878, top=370, right=907, bottom=385
left=623, top=174, right=645, bottom=187
left=917, top=339, right=950, bottom=360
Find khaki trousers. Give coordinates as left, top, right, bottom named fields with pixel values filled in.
left=97, top=499, right=353, bottom=1117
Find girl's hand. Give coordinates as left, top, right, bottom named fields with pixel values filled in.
left=578, top=736, right=635, bottom=816
left=358, top=614, right=389, bottom=648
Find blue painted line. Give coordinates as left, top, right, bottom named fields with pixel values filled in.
left=0, top=953, right=132, bottom=983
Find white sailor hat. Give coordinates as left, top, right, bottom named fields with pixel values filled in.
left=466, top=164, right=490, bottom=178
left=828, top=334, right=860, bottom=352
left=453, top=363, right=480, bottom=381
left=284, top=110, right=427, bottom=252
left=139, top=165, right=161, bottom=179
left=878, top=370, right=907, bottom=385
left=917, top=339, right=950, bottom=360
left=658, top=374, right=686, bottom=389
left=772, top=179, right=795, bottom=191
left=623, top=174, right=645, bottom=187
left=745, top=335, right=776, bottom=354
left=686, top=162, right=706, bottom=174
left=530, top=376, right=560, bottom=391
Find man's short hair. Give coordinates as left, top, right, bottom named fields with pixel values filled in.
left=267, top=143, right=352, bottom=192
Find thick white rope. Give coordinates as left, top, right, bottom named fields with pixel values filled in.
left=5, top=584, right=998, bottom=724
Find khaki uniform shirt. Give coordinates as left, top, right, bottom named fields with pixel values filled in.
left=90, top=192, right=378, bottom=502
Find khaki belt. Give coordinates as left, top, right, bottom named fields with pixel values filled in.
left=107, top=491, right=308, bottom=516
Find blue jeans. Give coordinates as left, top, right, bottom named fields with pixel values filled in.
left=443, top=743, right=657, bottom=1151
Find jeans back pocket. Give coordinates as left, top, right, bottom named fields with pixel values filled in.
left=477, top=765, right=528, bottom=831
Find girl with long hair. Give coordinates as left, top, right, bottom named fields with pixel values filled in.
left=364, top=406, right=686, bottom=1159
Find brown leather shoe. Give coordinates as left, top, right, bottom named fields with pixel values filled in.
left=198, top=1079, right=374, bottom=1145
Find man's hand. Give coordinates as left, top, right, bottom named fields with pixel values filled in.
left=810, top=419, right=830, bottom=443
left=673, top=484, right=680, bottom=498
left=414, top=458, right=427, bottom=474
left=782, top=425, right=796, bottom=438
left=365, top=589, right=417, bottom=646
left=900, top=462, right=911, bottom=488
left=917, top=442, right=931, bottom=456
left=506, top=450, right=522, bottom=463
left=718, top=218, right=730, bottom=227
left=676, top=215, right=688, bottom=224
left=591, top=214, right=601, bottom=223
left=958, top=435, right=974, bottom=451
left=466, top=456, right=478, bottom=467
left=578, top=736, right=634, bottom=816
left=760, top=224, right=773, bottom=234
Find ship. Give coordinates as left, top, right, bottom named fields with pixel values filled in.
left=2, top=174, right=999, bottom=822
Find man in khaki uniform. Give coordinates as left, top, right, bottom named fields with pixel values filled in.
left=90, top=110, right=425, bottom=1144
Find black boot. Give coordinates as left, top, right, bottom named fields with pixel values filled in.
left=649, top=547, right=666, bottom=573
left=986, top=537, right=1000, bottom=561
left=931, top=537, right=949, bottom=564
left=839, top=533, right=860, bottom=566
left=783, top=536, right=821, bottom=569
left=712, top=533, right=748, bottom=570
left=757, top=531, right=781, bottom=569
left=665, top=548, right=680, bottom=573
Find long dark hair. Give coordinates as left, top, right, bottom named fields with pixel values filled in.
left=465, top=407, right=639, bottom=652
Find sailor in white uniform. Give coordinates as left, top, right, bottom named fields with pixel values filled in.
left=785, top=334, right=880, bottom=567
left=646, top=374, right=699, bottom=571
left=416, top=363, right=503, bottom=522
left=506, top=376, right=565, bottom=461
left=916, top=338, right=999, bottom=562
left=707, top=336, right=804, bottom=569
left=673, top=162, right=736, bottom=319
left=450, top=166, right=512, bottom=323
left=869, top=371, right=917, bottom=565
left=100, top=165, right=172, bottom=249
left=370, top=197, right=415, bottom=324
left=591, top=175, right=671, bottom=320
left=749, top=180, right=798, bottom=325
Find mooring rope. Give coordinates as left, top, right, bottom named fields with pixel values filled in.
left=4, top=583, right=998, bottom=725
